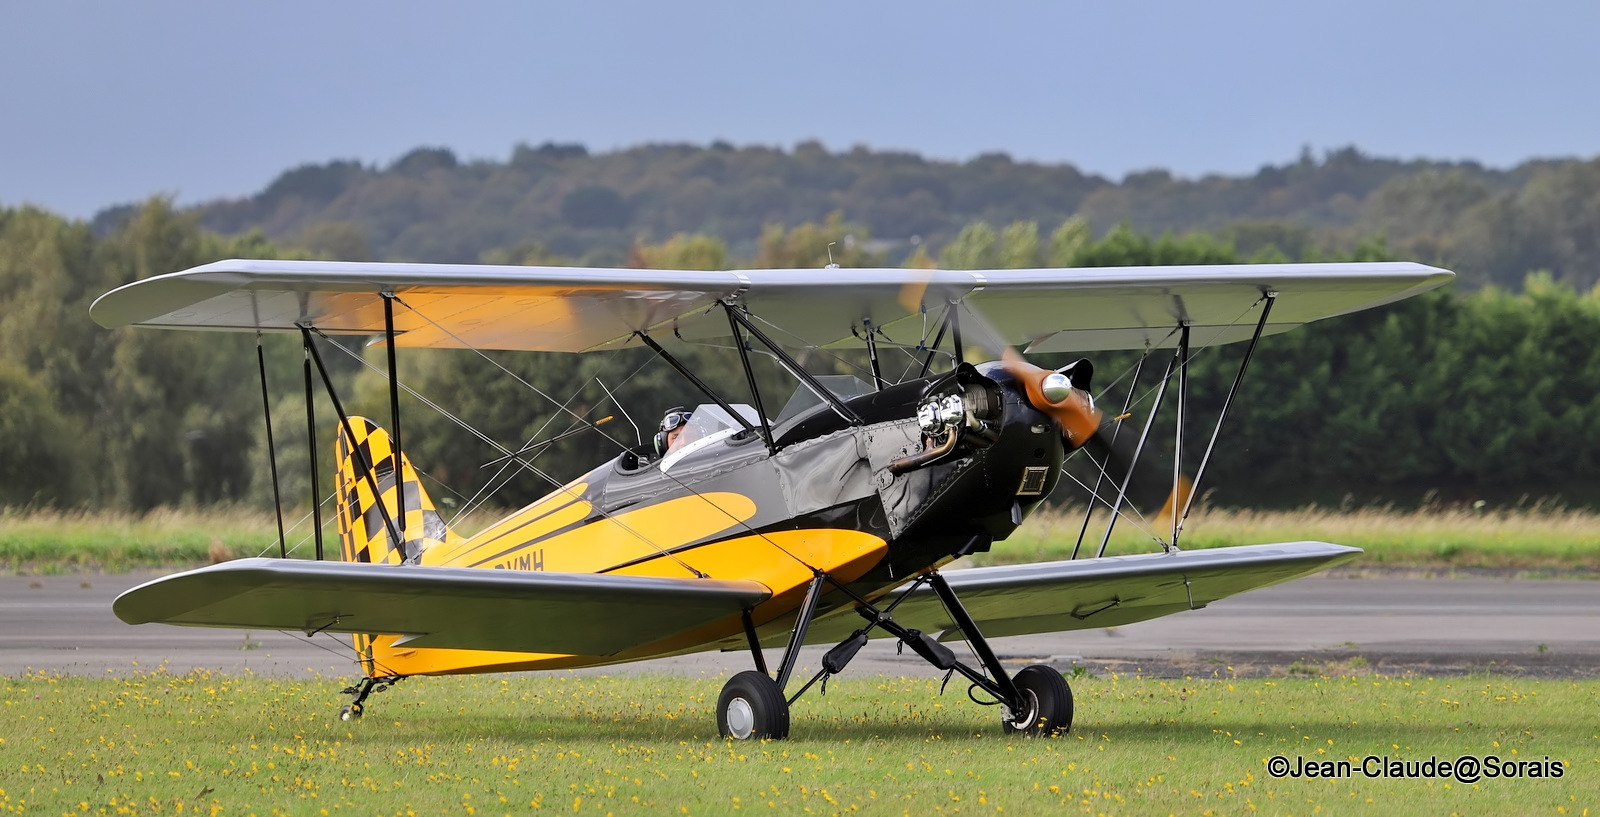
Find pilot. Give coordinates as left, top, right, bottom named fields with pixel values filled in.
left=653, top=406, right=693, bottom=458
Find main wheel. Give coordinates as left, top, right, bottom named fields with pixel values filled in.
left=1002, top=664, right=1073, bottom=736
left=339, top=703, right=363, bottom=722
left=717, top=670, right=790, bottom=740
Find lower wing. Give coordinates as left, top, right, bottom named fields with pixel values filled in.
left=114, top=558, right=770, bottom=656
left=804, top=541, right=1360, bottom=644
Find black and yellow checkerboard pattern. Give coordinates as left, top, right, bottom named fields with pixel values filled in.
left=333, top=417, right=456, bottom=676
left=333, top=417, right=450, bottom=566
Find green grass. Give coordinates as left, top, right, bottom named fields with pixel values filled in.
left=986, top=504, right=1600, bottom=574
left=2, top=670, right=1593, bottom=815
left=0, top=507, right=280, bottom=572
left=4, top=503, right=1599, bottom=574
left=0, top=507, right=509, bottom=573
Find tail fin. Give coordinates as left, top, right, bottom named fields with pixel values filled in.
left=334, top=418, right=458, bottom=678
left=334, top=417, right=454, bottom=566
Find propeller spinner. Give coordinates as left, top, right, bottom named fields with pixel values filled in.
left=1000, top=352, right=1101, bottom=450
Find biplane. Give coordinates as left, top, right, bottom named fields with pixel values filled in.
left=93, top=258, right=1452, bottom=739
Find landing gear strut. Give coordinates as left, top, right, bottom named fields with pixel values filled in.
left=718, top=570, right=1074, bottom=739
left=716, top=572, right=827, bottom=739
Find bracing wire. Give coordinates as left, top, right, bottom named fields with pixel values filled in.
left=1051, top=295, right=1274, bottom=551
left=309, top=330, right=713, bottom=580
left=366, top=300, right=828, bottom=575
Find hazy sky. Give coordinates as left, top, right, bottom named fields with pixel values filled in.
left=5, top=1, right=1597, bottom=219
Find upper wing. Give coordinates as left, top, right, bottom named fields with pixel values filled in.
left=114, top=558, right=771, bottom=656
left=89, top=259, right=747, bottom=353
left=91, top=259, right=1452, bottom=353
left=801, top=542, right=1361, bottom=645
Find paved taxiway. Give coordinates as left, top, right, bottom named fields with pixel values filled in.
left=3, top=571, right=1596, bottom=679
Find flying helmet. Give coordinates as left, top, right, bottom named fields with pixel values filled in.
left=653, top=406, right=691, bottom=456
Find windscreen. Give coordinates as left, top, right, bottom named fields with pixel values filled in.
left=772, top=375, right=873, bottom=426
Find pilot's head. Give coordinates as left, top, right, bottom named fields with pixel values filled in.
left=654, top=406, right=692, bottom=457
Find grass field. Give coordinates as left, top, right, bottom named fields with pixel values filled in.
left=987, top=503, right=1600, bottom=573
left=2, top=670, right=1592, bottom=815
left=4, top=503, right=1598, bottom=574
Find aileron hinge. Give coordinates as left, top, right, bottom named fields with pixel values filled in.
left=1070, top=597, right=1121, bottom=621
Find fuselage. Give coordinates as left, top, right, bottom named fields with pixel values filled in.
left=366, top=361, right=1064, bottom=676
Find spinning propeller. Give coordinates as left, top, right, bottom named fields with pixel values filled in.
left=898, top=280, right=1192, bottom=527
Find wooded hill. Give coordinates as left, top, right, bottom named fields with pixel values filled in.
left=6, top=192, right=1599, bottom=514
left=88, top=142, right=1600, bottom=292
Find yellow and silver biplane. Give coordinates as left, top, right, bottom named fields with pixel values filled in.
left=93, top=258, right=1451, bottom=739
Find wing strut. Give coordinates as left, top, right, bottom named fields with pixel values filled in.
left=383, top=293, right=406, bottom=544
left=1097, top=345, right=1179, bottom=557
left=301, top=330, right=326, bottom=561
left=1071, top=346, right=1152, bottom=559
left=917, top=307, right=951, bottom=378
left=865, top=321, right=885, bottom=390
left=947, top=302, right=965, bottom=367
left=256, top=335, right=288, bottom=559
left=1078, top=291, right=1279, bottom=553
left=1173, top=322, right=1191, bottom=546
left=724, top=303, right=864, bottom=427
left=1175, top=290, right=1278, bottom=541
left=722, top=305, right=777, bottom=455
left=634, top=331, right=760, bottom=438
left=301, top=325, right=406, bottom=559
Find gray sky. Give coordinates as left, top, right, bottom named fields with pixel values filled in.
left=5, top=1, right=1598, bottom=219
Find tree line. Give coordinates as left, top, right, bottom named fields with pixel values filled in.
left=81, top=141, right=1600, bottom=294
left=3, top=201, right=1598, bottom=513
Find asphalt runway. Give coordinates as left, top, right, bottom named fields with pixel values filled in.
left=3, top=571, right=1597, bottom=680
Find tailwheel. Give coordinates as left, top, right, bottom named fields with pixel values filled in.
left=717, top=670, right=790, bottom=740
left=338, top=675, right=401, bottom=723
left=1002, top=665, right=1073, bottom=736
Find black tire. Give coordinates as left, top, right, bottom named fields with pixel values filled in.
left=717, top=670, right=790, bottom=740
left=339, top=703, right=363, bottom=722
left=1002, top=664, right=1073, bottom=736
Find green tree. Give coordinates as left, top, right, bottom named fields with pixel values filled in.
left=93, top=201, right=272, bottom=509
left=297, top=221, right=372, bottom=261
left=1045, top=217, right=1092, bottom=266
left=939, top=222, right=999, bottom=269
left=630, top=233, right=728, bottom=270
left=0, top=362, right=90, bottom=506
left=755, top=213, right=880, bottom=268
left=999, top=221, right=1040, bottom=268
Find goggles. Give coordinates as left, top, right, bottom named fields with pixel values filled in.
left=660, top=410, right=692, bottom=433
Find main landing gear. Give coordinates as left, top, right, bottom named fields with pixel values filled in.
left=716, top=570, right=1073, bottom=740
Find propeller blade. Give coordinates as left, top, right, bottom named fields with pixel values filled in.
left=1079, top=422, right=1193, bottom=523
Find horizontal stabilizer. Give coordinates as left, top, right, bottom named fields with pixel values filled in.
left=802, top=541, right=1361, bottom=645
left=114, top=558, right=771, bottom=656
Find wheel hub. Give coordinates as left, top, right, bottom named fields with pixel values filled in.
left=1006, top=689, right=1040, bottom=730
left=726, top=696, right=755, bottom=739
